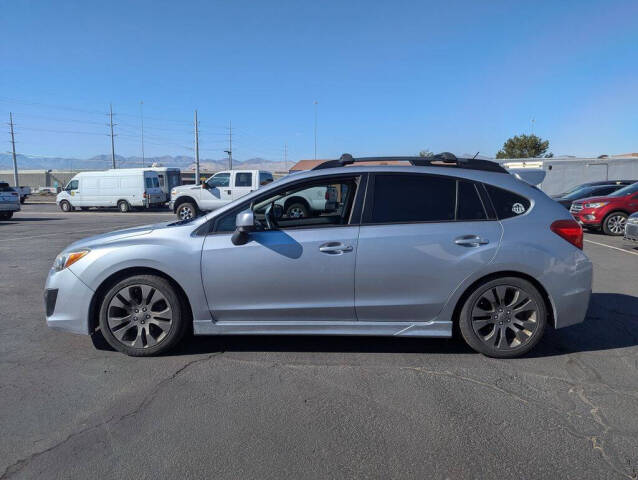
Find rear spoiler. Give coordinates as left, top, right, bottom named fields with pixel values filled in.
left=506, top=168, right=546, bottom=186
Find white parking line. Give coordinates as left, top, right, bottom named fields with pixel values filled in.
left=584, top=239, right=638, bottom=256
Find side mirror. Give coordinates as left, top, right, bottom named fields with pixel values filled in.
left=231, top=210, right=255, bottom=246
left=201, top=182, right=209, bottom=190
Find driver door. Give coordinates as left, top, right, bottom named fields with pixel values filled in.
left=200, top=172, right=233, bottom=210
left=200, top=175, right=363, bottom=323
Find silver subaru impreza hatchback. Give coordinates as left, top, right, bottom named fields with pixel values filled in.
left=45, top=154, right=592, bottom=358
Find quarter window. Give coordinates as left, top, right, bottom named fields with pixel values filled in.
left=485, top=185, right=531, bottom=219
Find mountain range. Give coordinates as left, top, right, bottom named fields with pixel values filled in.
left=0, top=153, right=290, bottom=172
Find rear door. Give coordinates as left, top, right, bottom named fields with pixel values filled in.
left=355, top=173, right=502, bottom=322
left=232, top=171, right=255, bottom=200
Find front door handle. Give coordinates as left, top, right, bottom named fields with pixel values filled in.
left=319, top=242, right=353, bottom=254
left=454, top=235, right=489, bottom=247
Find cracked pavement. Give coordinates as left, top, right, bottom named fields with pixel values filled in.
left=1, top=204, right=638, bottom=479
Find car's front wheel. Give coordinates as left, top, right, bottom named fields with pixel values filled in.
left=59, top=200, right=72, bottom=212
left=458, top=277, right=547, bottom=358
left=98, top=274, right=188, bottom=356
left=602, top=212, right=627, bottom=236
left=176, top=202, right=197, bottom=220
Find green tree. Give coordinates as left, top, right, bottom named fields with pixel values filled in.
left=495, top=134, right=552, bottom=159
left=419, top=149, right=434, bottom=157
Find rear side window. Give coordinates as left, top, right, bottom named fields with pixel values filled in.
left=145, top=178, right=153, bottom=189
left=485, top=185, right=531, bottom=219
left=457, top=181, right=487, bottom=221
left=370, top=174, right=456, bottom=223
left=0, top=182, right=14, bottom=192
left=235, top=172, right=252, bottom=187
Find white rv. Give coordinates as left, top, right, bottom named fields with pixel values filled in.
left=56, top=169, right=164, bottom=212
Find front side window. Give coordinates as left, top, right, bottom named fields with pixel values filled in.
left=235, top=172, right=252, bottom=187
left=66, top=180, right=79, bottom=191
left=215, top=177, right=358, bottom=232
left=208, top=173, right=230, bottom=188
left=260, top=172, right=274, bottom=186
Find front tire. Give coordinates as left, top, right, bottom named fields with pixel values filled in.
left=458, top=277, right=547, bottom=358
left=0, top=211, right=13, bottom=220
left=117, top=200, right=131, bottom=213
left=602, top=212, right=627, bottom=236
left=176, top=202, right=197, bottom=220
left=59, top=200, right=72, bottom=212
left=285, top=202, right=308, bottom=219
left=98, top=274, right=188, bottom=356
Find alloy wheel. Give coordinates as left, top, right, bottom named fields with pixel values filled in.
left=179, top=206, right=193, bottom=220
left=607, top=215, right=626, bottom=235
left=106, top=284, right=173, bottom=349
left=470, top=285, right=540, bottom=351
left=288, top=206, right=305, bottom=218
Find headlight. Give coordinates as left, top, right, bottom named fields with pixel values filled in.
left=584, top=202, right=608, bottom=209
left=52, top=250, right=90, bottom=272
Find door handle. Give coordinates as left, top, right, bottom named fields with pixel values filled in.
left=226, top=190, right=232, bottom=195
left=319, top=242, right=353, bottom=254
left=454, top=235, right=489, bottom=247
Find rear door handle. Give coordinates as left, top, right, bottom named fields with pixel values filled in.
left=454, top=235, right=489, bottom=247
left=319, top=242, right=353, bottom=254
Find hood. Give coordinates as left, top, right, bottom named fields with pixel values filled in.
left=64, top=222, right=168, bottom=251
left=172, top=184, right=202, bottom=193
left=572, top=195, right=621, bottom=205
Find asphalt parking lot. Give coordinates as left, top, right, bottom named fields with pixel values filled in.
left=1, top=203, right=638, bottom=479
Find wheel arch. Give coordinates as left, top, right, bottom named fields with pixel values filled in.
left=451, top=270, right=555, bottom=331
left=284, top=196, right=310, bottom=212
left=88, top=266, right=194, bottom=334
left=173, top=196, right=198, bottom=213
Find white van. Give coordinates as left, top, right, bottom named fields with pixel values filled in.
left=56, top=169, right=165, bottom=212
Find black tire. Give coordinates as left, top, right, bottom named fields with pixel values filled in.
left=285, top=202, right=309, bottom=219
left=98, top=274, right=188, bottom=356
left=602, top=211, right=627, bottom=236
left=176, top=202, right=197, bottom=220
left=0, top=211, right=13, bottom=220
left=117, top=200, right=131, bottom=213
left=59, top=200, right=72, bottom=212
left=458, top=277, right=547, bottom=359
left=20, top=197, right=26, bottom=204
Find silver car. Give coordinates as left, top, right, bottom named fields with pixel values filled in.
left=45, top=154, right=592, bottom=358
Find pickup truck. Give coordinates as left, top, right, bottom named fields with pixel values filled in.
left=0, top=182, right=21, bottom=219
left=16, top=186, right=31, bottom=203
left=170, top=169, right=337, bottom=220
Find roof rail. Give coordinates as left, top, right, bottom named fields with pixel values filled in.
left=312, top=152, right=508, bottom=174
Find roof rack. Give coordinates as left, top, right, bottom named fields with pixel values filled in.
left=312, top=152, right=508, bottom=174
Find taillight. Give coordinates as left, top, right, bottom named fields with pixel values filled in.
left=143, top=192, right=147, bottom=199
left=550, top=219, right=583, bottom=249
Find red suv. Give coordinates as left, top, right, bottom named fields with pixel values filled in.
left=570, top=182, right=638, bottom=235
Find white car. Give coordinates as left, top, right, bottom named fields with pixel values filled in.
left=56, top=169, right=165, bottom=212
left=170, top=169, right=337, bottom=220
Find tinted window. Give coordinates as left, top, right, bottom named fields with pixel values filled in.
left=594, top=186, right=620, bottom=196
left=260, top=172, right=273, bottom=185
left=235, top=172, right=252, bottom=187
left=609, top=182, right=638, bottom=197
left=152, top=178, right=159, bottom=188
left=485, top=185, right=531, bottom=219
left=145, top=178, right=153, bottom=189
left=158, top=175, right=165, bottom=187
left=370, top=174, right=455, bottom=223
left=0, top=182, right=13, bottom=192
left=457, top=181, right=487, bottom=221
left=66, top=180, right=78, bottom=190
left=208, top=173, right=230, bottom=188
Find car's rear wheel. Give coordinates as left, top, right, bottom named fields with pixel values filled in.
left=602, top=212, right=627, bottom=236
left=59, top=200, right=72, bottom=212
left=98, top=274, right=188, bottom=356
left=458, top=277, right=547, bottom=358
left=118, top=200, right=131, bottom=213
left=176, top=202, right=197, bottom=220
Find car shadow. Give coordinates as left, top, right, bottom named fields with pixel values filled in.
left=91, top=293, right=638, bottom=358
left=9, top=217, right=61, bottom=222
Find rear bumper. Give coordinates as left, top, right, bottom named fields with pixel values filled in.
left=44, top=267, right=93, bottom=335
left=0, top=203, right=20, bottom=212
left=548, top=255, right=593, bottom=329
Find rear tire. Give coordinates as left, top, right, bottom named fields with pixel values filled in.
left=98, top=274, right=188, bottom=356
left=458, top=277, right=547, bottom=358
left=118, top=200, right=131, bottom=213
left=0, top=211, right=13, bottom=220
left=59, top=200, right=72, bottom=212
left=176, top=202, right=197, bottom=220
left=602, top=212, right=627, bottom=236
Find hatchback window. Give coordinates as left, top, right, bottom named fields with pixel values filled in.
left=370, top=174, right=456, bottom=223
left=235, top=172, right=252, bottom=187
left=485, top=185, right=531, bottom=219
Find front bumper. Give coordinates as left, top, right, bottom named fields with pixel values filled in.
left=44, top=267, right=94, bottom=335
left=571, top=209, right=602, bottom=227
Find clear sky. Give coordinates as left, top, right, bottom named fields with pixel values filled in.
left=1, top=0, right=637, bottom=161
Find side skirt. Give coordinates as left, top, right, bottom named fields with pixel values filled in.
left=193, top=320, right=453, bottom=337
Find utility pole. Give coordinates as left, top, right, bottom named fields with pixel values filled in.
left=9, top=112, right=19, bottom=187
left=194, top=110, right=200, bottom=185
left=284, top=143, right=288, bottom=172
left=140, top=101, right=145, bottom=167
left=224, top=120, right=232, bottom=170
left=109, top=103, right=116, bottom=168
left=314, top=100, right=318, bottom=160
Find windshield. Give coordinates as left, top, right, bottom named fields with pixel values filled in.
left=562, top=186, right=597, bottom=200
left=608, top=182, right=638, bottom=197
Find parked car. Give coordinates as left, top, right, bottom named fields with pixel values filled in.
left=0, top=181, right=20, bottom=219
left=624, top=212, right=638, bottom=245
left=170, top=169, right=336, bottom=220
left=46, top=153, right=592, bottom=359
left=555, top=180, right=637, bottom=198
left=56, top=169, right=165, bottom=212
left=552, top=184, right=626, bottom=209
left=15, top=186, right=31, bottom=204
left=570, top=182, right=638, bottom=235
